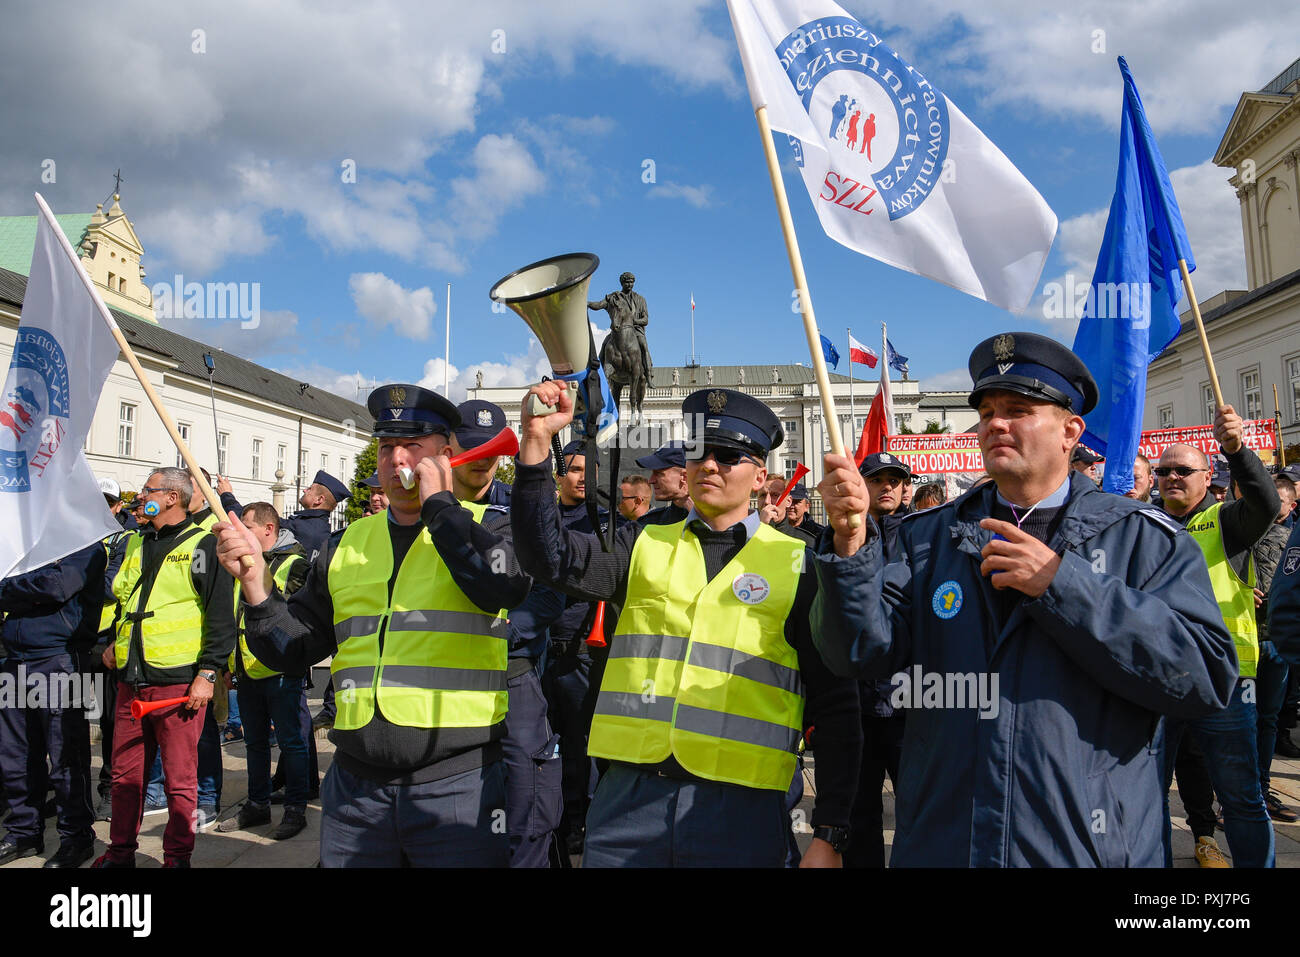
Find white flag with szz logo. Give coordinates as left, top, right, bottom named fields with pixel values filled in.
left=727, top=0, right=1057, bottom=312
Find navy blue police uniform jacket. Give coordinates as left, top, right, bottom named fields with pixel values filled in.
left=811, top=471, right=1236, bottom=867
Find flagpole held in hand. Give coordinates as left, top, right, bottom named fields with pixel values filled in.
left=33, top=192, right=253, bottom=567
left=751, top=107, right=859, bottom=528
left=1178, top=260, right=1224, bottom=410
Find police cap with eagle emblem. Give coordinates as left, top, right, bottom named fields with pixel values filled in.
left=454, top=399, right=507, bottom=448
left=682, top=388, right=783, bottom=458
left=367, top=383, right=461, bottom=438
left=967, top=331, right=1098, bottom=415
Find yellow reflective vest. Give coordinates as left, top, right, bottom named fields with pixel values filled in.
left=589, top=519, right=806, bottom=792
left=112, top=525, right=207, bottom=672
left=327, top=506, right=509, bottom=731
left=1186, top=502, right=1258, bottom=678
left=98, top=528, right=134, bottom=635
left=231, top=552, right=306, bottom=679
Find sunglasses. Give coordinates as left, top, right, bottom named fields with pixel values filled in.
left=1153, top=466, right=1208, bottom=478
left=698, top=446, right=760, bottom=467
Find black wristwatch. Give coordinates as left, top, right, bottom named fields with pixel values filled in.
left=197, top=669, right=218, bottom=683
left=813, top=825, right=851, bottom=854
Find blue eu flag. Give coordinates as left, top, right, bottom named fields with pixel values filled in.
left=1072, top=56, right=1195, bottom=496
left=820, top=334, right=840, bottom=369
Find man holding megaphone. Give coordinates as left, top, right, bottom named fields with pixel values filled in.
left=511, top=380, right=862, bottom=867
left=212, top=383, right=533, bottom=867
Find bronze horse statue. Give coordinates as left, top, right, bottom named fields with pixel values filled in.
left=600, top=322, right=648, bottom=420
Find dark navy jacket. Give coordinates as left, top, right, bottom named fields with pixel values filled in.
left=221, top=491, right=333, bottom=561
left=0, top=541, right=108, bottom=659
left=812, top=472, right=1236, bottom=867
left=1266, top=522, right=1300, bottom=665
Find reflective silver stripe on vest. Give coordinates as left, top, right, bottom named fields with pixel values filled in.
left=331, top=666, right=376, bottom=690
left=334, top=615, right=382, bottom=645
left=379, top=665, right=507, bottom=692
left=687, top=642, right=803, bottom=697
left=673, top=703, right=801, bottom=754
left=608, top=634, right=688, bottom=661
left=593, top=690, right=676, bottom=723
left=388, top=609, right=508, bottom=636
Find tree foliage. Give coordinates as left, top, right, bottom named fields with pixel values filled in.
left=346, top=438, right=378, bottom=523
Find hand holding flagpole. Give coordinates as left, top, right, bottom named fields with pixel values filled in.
left=33, top=193, right=252, bottom=567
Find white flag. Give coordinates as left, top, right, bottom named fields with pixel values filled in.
left=0, top=196, right=121, bottom=578
left=726, top=0, right=1057, bottom=312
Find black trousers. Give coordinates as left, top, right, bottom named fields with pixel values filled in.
left=845, top=708, right=906, bottom=868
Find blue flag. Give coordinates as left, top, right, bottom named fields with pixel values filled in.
left=820, top=334, right=840, bottom=369
left=885, top=338, right=909, bottom=376
left=1072, top=56, right=1195, bottom=496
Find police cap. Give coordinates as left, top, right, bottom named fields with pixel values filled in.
left=859, top=452, right=911, bottom=479
left=635, top=440, right=687, bottom=471
left=787, top=482, right=809, bottom=501
left=559, top=439, right=586, bottom=459
left=1071, top=446, right=1103, bottom=465
left=361, top=471, right=382, bottom=489
left=368, top=383, right=460, bottom=438
left=967, top=332, right=1098, bottom=415
left=455, top=399, right=507, bottom=449
left=312, top=471, right=351, bottom=503
left=682, top=389, right=782, bottom=458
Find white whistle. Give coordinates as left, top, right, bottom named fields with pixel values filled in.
left=398, top=467, right=415, bottom=490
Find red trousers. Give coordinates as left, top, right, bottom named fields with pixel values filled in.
left=107, top=682, right=206, bottom=865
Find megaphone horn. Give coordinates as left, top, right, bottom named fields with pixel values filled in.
left=130, top=695, right=190, bottom=720
left=449, top=427, right=519, bottom=468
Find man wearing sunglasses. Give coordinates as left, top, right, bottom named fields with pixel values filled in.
left=812, top=331, right=1235, bottom=867
left=512, top=384, right=861, bottom=867
left=1155, top=416, right=1280, bottom=868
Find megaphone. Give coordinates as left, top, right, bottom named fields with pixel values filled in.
left=585, top=600, right=608, bottom=648
left=130, top=695, right=190, bottom=720
left=489, top=253, right=617, bottom=445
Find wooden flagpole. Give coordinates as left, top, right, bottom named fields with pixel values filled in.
left=1179, top=259, right=1224, bottom=409
left=751, top=107, right=859, bottom=527
left=35, top=192, right=251, bottom=565
left=1275, top=382, right=1287, bottom=468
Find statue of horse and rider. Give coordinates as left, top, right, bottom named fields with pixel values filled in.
left=589, top=271, right=651, bottom=419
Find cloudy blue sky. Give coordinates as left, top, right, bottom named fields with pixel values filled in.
left=2, top=0, right=1296, bottom=403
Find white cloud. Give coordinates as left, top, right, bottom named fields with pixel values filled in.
left=349, top=273, right=438, bottom=340
left=647, top=181, right=716, bottom=209
left=142, top=206, right=274, bottom=275
left=921, top=367, right=973, bottom=391
left=448, top=134, right=546, bottom=242
left=1029, top=160, right=1246, bottom=341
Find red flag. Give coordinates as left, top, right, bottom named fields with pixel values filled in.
left=855, top=371, right=892, bottom=466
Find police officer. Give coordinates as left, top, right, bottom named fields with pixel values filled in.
left=452, top=399, right=564, bottom=867
left=0, top=540, right=106, bottom=868
left=1070, top=447, right=1103, bottom=485
left=813, top=331, right=1236, bottom=867
left=219, top=470, right=349, bottom=561
left=859, top=452, right=911, bottom=557
left=97, top=466, right=236, bottom=868
left=636, top=440, right=691, bottom=526
left=93, top=477, right=136, bottom=820
left=217, top=502, right=313, bottom=841
left=542, top=439, right=610, bottom=858
left=513, top=383, right=861, bottom=867
left=213, top=385, right=532, bottom=866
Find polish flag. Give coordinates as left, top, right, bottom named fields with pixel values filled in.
left=848, top=333, right=878, bottom=368
left=855, top=333, right=894, bottom=466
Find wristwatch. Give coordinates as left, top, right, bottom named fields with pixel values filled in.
left=812, top=825, right=851, bottom=854
left=197, top=669, right=218, bottom=683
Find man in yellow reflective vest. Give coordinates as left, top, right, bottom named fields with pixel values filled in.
left=95, top=467, right=236, bottom=868
left=213, top=384, right=533, bottom=866
left=1156, top=405, right=1280, bottom=868
left=216, top=501, right=312, bottom=841
left=512, top=384, right=862, bottom=867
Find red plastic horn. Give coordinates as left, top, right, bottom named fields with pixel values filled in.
left=449, top=428, right=519, bottom=468
left=774, top=463, right=811, bottom=507
left=130, top=695, right=189, bottom=720
left=585, top=601, right=608, bottom=648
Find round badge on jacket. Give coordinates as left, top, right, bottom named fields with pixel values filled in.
left=932, top=580, right=963, bottom=619
left=732, top=573, right=770, bottom=605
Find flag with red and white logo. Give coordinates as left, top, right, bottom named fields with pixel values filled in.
left=726, top=0, right=1057, bottom=312
left=848, top=332, right=878, bottom=368
left=0, top=197, right=120, bottom=578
